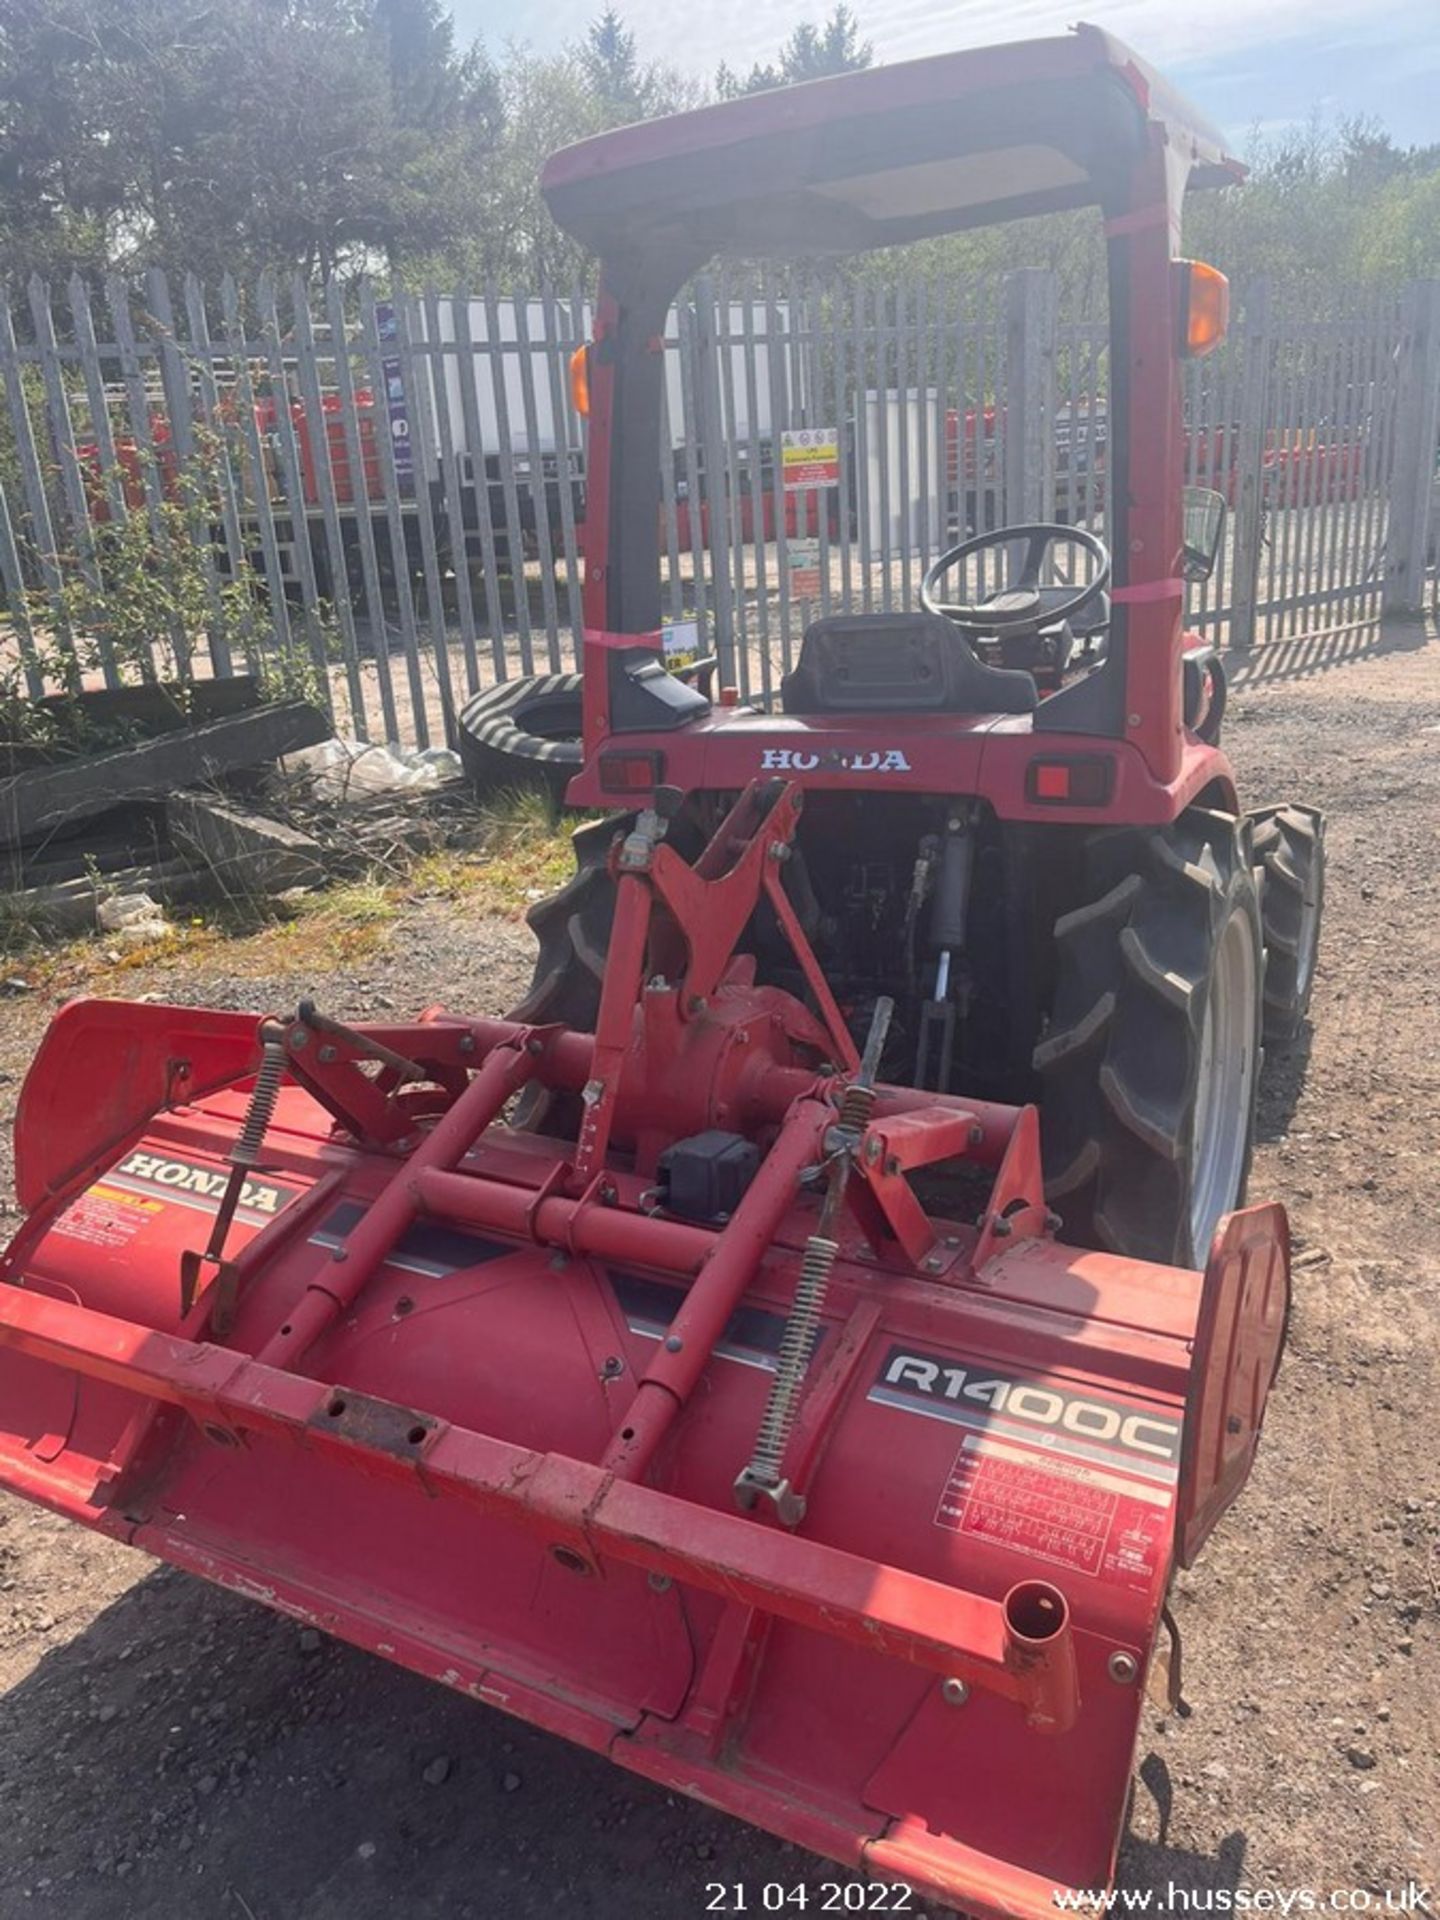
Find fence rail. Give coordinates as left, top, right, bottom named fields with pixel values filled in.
left=1, top=268, right=1436, bottom=750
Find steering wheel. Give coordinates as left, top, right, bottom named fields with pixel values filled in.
left=921, top=523, right=1111, bottom=637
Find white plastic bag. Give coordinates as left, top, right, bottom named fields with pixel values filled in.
left=282, top=738, right=463, bottom=802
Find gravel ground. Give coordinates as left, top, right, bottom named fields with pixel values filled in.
left=0, top=614, right=1436, bottom=1918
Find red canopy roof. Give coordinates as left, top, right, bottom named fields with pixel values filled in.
left=543, top=25, right=1240, bottom=262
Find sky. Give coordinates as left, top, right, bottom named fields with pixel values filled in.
left=451, top=0, right=1440, bottom=148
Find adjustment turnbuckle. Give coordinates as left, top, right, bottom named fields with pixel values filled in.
left=734, top=997, right=893, bottom=1525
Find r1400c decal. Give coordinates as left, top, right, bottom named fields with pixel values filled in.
left=872, top=1345, right=1181, bottom=1465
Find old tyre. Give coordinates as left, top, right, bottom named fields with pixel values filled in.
left=1034, top=808, right=1263, bottom=1269
left=457, top=673, right=583, bottom=807
left=1249, top=803, right=1325, bottom=1041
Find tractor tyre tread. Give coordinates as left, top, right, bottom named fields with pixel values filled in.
left=509, top=813, right=629, bottom=1030
left=1249, top=803, right=1325, bottom=1040
left=1035, top=808, right=1262, bottom=1268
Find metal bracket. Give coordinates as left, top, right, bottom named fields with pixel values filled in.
left=733, top=1465, right=807, bottom=1527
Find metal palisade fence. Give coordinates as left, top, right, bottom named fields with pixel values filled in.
left=1, top=268, right=1437, bottom=748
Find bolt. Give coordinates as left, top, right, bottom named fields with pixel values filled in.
left=941, top=1677, right=970, bottom=1707
left=664, top=1334, right=684, bottom=1354
left=1045, top=1210, right=1063, bottom=1233
left=923, top=1252, right=944, bottom=1272
left=331, top=1247, right=349, bottom=1263
left=969, top=1124, right=984, bottom=1148
left=601, top=1355, right=624, bottom=1379
left=318, top=1044, right=337, bottom=1064
left=526, top=1037, right=544, bottom=1056
left=687, top=995, right=708, bottom=1014
left=288, top=1025, right=309, bottom=1050
left=1108, top=1650, right=1139, bottom=1686
left=647, top=1572, right=673, bottom=1593
left=885, top=1155, right=900, bottom=1176
left=1127, top=712, right=1142, bottom=727
left=864, top=1137, right=882, bottom=1164
left=992, top=1217, right=1012, bottom=1238
left=458, top=1033, right=476, bottom=1055
left=944, top=1234, right=960, bottom=1250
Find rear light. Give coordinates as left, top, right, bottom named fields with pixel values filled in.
left=599, top=748, right=663, bottom=795
left=1026, top=755, right=1114, bottom=806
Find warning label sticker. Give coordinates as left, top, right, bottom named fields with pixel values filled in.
left=661, top=617, right=701, bottom=663
left=781, top=427, right=840, bottom=492
left=51, top=1182, right=163, bottom=1251
left=786, top=536, right=821, bottom=597
left=934, top=1434, right=1169, bottom=1594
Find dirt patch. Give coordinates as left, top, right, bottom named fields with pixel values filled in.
left=0, top=618, right=1436, bottom=1917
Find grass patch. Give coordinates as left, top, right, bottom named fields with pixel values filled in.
left=404, top=788, right=580, bottom=916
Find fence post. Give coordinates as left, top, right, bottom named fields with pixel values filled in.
left=694, top=276, right=737, bottom=686
left=1228, top=277, right=1273, bottom=650
left=0, top=285, right=75, bottom=664
left=147, top=266, right=234, bottom=680
left=0, top=480, right=45, bottom=699
left=1383, top=278, right=1440, bottom=617
left=1003, top=269, right=1057, bottom=531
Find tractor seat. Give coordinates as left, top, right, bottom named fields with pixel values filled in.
left=780, top=613, right=1037, bottom=717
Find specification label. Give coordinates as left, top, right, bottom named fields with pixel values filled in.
left=934, top=1433, right=1168, bottom=1593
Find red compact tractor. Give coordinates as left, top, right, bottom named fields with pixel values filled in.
left=0, top=28, right=1323, bottom=1916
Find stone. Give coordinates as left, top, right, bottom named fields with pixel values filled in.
left=168, top=791, right=325, bottom=896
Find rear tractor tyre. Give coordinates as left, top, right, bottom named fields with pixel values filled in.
left=1034, top=808, right=1263, bottom=1269
left=509, top=812, right=627, bottom=1030
left=506, top=813, right=628, bottom=1135
left=1249, top=804, right=1325, bottom=1041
